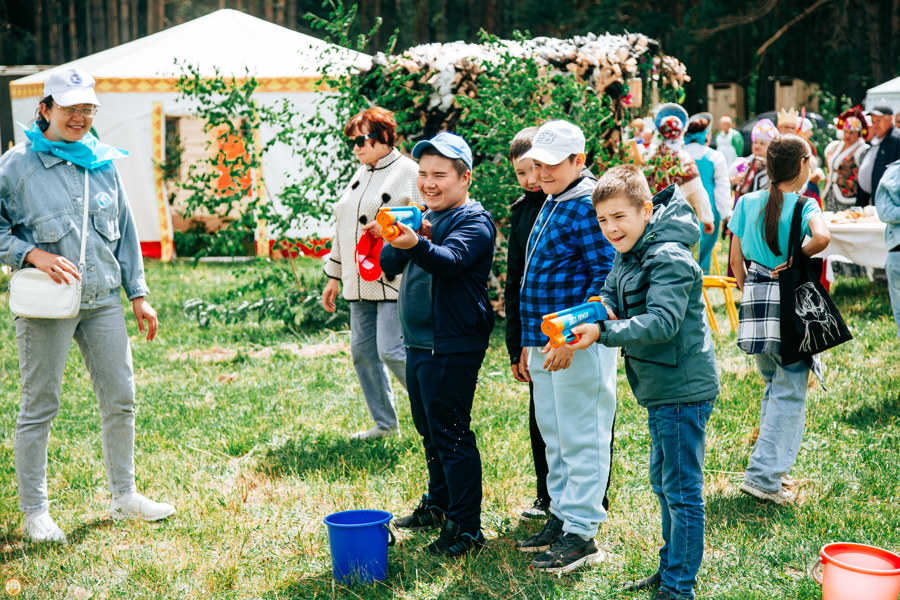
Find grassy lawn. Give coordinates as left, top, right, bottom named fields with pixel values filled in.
left=0, top=257, right=898, bottom=599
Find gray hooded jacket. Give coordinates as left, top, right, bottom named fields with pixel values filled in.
left=597, top=185, right=720, bottom=407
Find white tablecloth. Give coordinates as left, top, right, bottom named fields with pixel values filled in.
left=816, top=221, right=888, bottom=268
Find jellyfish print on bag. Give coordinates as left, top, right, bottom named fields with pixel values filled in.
left=794, top=283, right=842, bottom=354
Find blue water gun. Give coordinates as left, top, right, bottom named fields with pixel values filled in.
left=541, top=297, right=608, bottom=348
left=376, top=204, right=425, bottom=241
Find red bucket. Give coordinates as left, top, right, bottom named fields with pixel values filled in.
left=811, top=543, right=900, bottom=600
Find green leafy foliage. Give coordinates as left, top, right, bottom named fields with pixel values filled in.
left=182, top=260, right=350, bottom=332
left=457, top=33, right=627, bottom=224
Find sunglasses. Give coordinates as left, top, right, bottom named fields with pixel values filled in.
left=53, top=103, right=99, bottom=117
left=346, top=131, right=378, bottom=149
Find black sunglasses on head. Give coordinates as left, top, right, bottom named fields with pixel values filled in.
left=346, top=131, right=378, bottom=149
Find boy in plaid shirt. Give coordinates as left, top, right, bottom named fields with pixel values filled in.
left=513, top=120, right=617, bottom=573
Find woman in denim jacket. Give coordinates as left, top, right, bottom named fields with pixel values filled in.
left=0, top=68, right=175, bottom=543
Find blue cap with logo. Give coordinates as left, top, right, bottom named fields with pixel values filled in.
left=412, top=132, right=473, bottom=171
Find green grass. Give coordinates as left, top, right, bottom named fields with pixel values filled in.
left=1, top=257, right=898, bottom=599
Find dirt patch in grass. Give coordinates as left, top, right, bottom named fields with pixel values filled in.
left=168, top=342, right=349, bottom=363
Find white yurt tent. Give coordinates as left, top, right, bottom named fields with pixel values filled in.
left=9, top=9, right=370, bottom=260
left=865, top=76, right=900, bottom=114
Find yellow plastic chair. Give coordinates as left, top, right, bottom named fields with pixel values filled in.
left=702, top=243, right=739, bottom=334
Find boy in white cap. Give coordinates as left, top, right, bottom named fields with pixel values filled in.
left=513, top=120, right=617, bottom=573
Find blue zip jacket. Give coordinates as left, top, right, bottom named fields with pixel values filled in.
left=381, top=200, right=496, bottom=354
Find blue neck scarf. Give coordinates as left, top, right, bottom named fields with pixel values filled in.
left=684, top=131, right=708, bottom=145
left=23, top=122, right=128, bottom=170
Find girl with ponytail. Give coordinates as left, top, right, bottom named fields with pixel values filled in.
left=728, top=133, right=831, bottom=505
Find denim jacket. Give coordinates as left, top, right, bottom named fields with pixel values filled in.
left=876, top=160, right=900, bottom=252
left=0, top=142, right=149, bottom=308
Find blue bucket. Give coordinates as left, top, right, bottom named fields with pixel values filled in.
left=323, top=509, right=395, bottom=584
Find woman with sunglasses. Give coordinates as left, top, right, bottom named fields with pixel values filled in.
left=322, top=107, right=419, bottom=440
left=0, top=68, right=175, bottom=543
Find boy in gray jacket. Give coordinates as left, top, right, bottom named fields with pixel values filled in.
left=571, top=164, right=719, bottom=600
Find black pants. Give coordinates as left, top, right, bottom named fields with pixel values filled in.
left=527, top=382, right=550, bottom=504
left=407, top=348, right=485, bottom=534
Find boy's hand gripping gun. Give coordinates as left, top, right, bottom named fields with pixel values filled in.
left=541, top=297, right=608, bottom=348
left=377, top=204, right=426, bottom=241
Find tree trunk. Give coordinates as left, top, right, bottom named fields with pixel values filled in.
left=286, top=0, right=297, bottom=29
left=108, top=0, right=120, bottom=47
left=131, top=0, right=138, bottom=41
left=373, top=0, right=382, bottom=49
left=415, top=0, right=428, bottom=44
left=265, top=0, right=274, bottom=23
left=120, top=0, right=130, bottom=43
left=92, top=0, right=105, bottom=50
left=36, top=0, right=44, bottom=63
left=48, top=0, right=60, bottom=64
left=69, top=0, right=77, bottom=59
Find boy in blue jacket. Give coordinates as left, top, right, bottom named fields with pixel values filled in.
left=514, top=120, right=617, bottom=574
left=378, top=132, right=496, bottom=558
left=571, top=164, right=720, bottom=600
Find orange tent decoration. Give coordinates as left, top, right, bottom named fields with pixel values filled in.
left=215, top=128, right=254, bottom=198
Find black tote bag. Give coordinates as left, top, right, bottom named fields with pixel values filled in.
left=778, top=200, right=853, bottom=365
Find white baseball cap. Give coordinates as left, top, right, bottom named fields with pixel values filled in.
left=521, top=120, right=585, bottom=166
left=43, top=68, right=101, bottom=107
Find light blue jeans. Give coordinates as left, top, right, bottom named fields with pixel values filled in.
left=886, top=252, right=900, bottom=350
left=15, top=303, right=137, bottom=513
left=349, top=301, right=406, bottom=430
left=528, top=344, right=617, bottom=538
left=744, top=353, right=809, bottom=493
left=648, top=399, right=715, bottom=600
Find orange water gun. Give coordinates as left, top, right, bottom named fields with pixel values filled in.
left=376, top=205, right=426, bottom=241
left=541, top=297, right=608, bottom=348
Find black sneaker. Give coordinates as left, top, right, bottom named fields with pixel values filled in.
left=624, top=570, right=661, bottom=591
left=424, top=520, right=486, bottom=558
left=530, top=532, right=604, bottom=573
left=519, top=497, right=551, bottom=522
left=515, top=513, right=563, bottom=553
left=393, top=494, right=446, bottom=531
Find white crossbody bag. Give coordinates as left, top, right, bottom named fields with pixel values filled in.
left=8, top=171, right=90, bottom=319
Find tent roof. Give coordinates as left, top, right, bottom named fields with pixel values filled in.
left=868, top=76, right=900, bottom=95
left=12, top=9, right=370, bottom=87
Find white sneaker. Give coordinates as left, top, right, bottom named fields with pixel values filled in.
left=351, top=426, right=398, bottom=441
left=23, top=510, right=67, bottom=544
left=110, top=492, right=176, bottom=522
left=739, top=480, right=795, bottom=506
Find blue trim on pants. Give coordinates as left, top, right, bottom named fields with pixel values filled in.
left=406, top=348, right=485, bottom=533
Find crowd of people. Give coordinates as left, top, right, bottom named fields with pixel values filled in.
left=3, top=64, right=900, bottom=600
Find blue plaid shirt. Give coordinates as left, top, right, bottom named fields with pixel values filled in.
left=520, top=177, right=616, bottom=347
